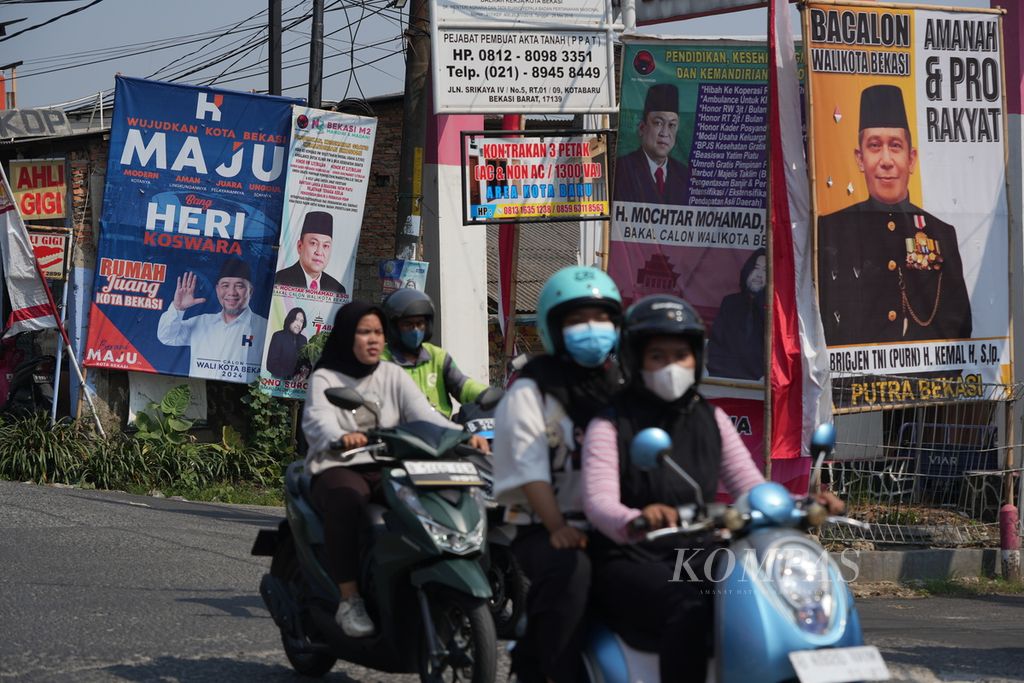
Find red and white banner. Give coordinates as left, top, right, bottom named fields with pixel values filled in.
left=768, top=0, right=831, bottom=485
left=0, top=164, right=58, bottom=338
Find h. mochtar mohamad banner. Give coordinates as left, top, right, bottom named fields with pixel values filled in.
left=609, top=38, right=771, bottom=385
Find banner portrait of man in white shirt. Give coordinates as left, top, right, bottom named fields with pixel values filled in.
left=157, top=257, right=268, bottom=382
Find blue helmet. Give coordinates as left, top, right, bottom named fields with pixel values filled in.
left=536, top=266, right=623, bottom=355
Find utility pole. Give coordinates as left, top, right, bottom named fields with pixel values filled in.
left=394, top=0, right=430, bottom=260
left=308, top=0, right=324, bottom=108
left=269, top=0, right=282, bottom=96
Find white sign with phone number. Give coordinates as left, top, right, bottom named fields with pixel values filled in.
left=433, top=28, right=614, bottom=113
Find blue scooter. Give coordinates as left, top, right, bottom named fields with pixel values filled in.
left=580, top=424, right=890, bottom=683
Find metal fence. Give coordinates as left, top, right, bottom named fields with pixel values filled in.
left=819, top=376, right=1024, bottom=548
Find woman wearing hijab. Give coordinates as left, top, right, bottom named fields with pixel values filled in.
left=706, top=247, right=766, bottom=381
left=582, top=294, right=843, bottom=682
left=491, top=265, right=623, bottom=683
left=266, top=307, right=309, bottom=379
left=302, top=301, right=489, bottom=638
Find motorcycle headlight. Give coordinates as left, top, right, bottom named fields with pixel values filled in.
left=421, top=516, right=485, bottom=555
left=390, top=480, right=485, bottom=556
left=768, top=542, right=834, bottom=634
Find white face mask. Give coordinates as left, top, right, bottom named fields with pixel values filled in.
left=642, top=364, right=696, bottom=402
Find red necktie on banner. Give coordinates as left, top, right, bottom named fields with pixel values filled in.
left=654, top=166, right=665, bottom=196
left=310, top=280, right=318, bottom=291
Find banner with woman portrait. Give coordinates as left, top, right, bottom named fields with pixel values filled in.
left=609, top=37, right=774, bottom=386
left=806, top=3, right=1009, bottom=410
left=259, top=107, right=377, bottom=399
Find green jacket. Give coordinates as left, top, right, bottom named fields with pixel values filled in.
left=382, top=342, right=488, bottom=418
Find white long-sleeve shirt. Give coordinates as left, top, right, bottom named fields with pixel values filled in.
left=157, top=306, right=267, bottom=382
left=302, top=362, right=457, bottom=473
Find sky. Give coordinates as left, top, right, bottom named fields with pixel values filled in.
left=0, top=0, right=995, bottom=110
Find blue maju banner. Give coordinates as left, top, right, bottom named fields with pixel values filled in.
left=84, top=76, right=300, bottom=383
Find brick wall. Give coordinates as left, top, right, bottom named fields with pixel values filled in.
left=351, top=96, right=402, bottom=302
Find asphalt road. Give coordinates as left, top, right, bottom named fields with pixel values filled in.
left=1, top=481, right=1022, bottom=682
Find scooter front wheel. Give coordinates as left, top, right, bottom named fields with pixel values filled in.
left=418, top=588, right=497, bottom=683
left=486, top=544, right=528, bottom=640
left=271, top=535, right=337, bottom=678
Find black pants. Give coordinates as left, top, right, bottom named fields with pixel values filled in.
left=310, top=466, right=382, bottom=585
left=510, top=524, right=592, bottom=683
left=592, top=550, right=714, bottom=683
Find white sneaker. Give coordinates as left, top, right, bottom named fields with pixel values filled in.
left=336, top=596, right=376, bottom=638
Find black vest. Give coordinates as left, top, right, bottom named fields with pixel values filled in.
left=609, top=385, right=722, bottom=511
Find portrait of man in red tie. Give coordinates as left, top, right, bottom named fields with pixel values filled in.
left=274, top=210, right=346, bottom=295
left=613, top=83, right=690, bottom=205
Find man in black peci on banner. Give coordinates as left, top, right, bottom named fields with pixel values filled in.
left=275, top=210, right=346, bottom=295
left=817, top=84, right=972, bottom=346
left=614, top=83, right=690, bottom=205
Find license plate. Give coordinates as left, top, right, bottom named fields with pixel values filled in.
left=402, top=460, right=483, bottom=486
left=465, top=417, right=495, bottom=434
left=789, top=646, right=890, bottom=683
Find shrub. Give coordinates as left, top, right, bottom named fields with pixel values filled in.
left=241, top=381, right=295, bottom=458
left=0, top=414, right=89, bottom=484
left=83, top=434, right=148, bottom=490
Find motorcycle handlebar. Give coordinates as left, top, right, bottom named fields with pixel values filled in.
left=328, top=440, right=388, bottom=462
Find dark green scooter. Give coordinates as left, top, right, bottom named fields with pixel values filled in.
left=252, top=387, right=496, bottom=682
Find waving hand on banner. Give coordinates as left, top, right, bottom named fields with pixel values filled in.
left=172, top=272, right=207, bottom=311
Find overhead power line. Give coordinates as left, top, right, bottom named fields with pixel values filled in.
left=0, top=0, right=106, bottom=42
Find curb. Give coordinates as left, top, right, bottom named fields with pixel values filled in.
left=831, top=548, right=1002, bottom=583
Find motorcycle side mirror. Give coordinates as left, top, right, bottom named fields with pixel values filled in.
left=630, top=428, right=672, bottom=472
left=807, top=423, right=836, bottom=496
left=475, top=386, right=505, bottom=411
left=325, top=387, right=366, bottom=411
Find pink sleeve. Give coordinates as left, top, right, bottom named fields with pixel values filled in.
left=715, top=407, right=766, bottom=497
left=582, top=418, right=642, bottom=544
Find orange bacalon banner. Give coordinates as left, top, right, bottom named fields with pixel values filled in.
left=10, top=158, right=66, bottom=219
left=805, top=2, right=1009, bottom=409
left=808, top=6, right=922, bottom=216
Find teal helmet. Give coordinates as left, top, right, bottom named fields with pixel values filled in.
left=537, top=266, right=623, bottom=355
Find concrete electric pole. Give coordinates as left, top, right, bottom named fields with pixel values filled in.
left=394, top=0, right=430, bottom=260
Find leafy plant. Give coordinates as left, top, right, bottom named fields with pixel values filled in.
left=83, top=434, right=148, bottom=490
left=134, top=384, right=194, bottom=446
left=242, top=381, right=295, bottom=458
left=299, top=330, right=329, bottom=367
left=0, top=413, right=89, bottom=483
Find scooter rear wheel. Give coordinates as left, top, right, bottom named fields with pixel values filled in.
left=418, top=588, right=497, bottom=683
left=271, top=535, right=338, bottom=678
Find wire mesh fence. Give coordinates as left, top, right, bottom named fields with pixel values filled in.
left=820, top=376, right=1024, bottom=547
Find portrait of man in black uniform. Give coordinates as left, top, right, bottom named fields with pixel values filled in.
left=614, top=83, right=690, bottom=205
left=817, top=84, right=972, bottom=346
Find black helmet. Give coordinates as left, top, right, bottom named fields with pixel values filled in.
left=621, top=294, right=706, bottom=384
left=382, top=288, right=435, bottom=352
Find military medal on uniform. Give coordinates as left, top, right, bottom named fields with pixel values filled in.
left=899, top=214, right=943, bottom=336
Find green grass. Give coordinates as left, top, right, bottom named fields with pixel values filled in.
left=915, top=576, right=1024, bottom=597
left=160, top=481, right=284, bottom=507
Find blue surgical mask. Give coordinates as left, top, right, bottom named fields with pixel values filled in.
left=400, top=328, right=426, bottom=350
left=562, top=321, right=617, bottom=367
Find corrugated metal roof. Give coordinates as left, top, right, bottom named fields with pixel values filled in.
left=487, top=222, right=580, bottom=314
